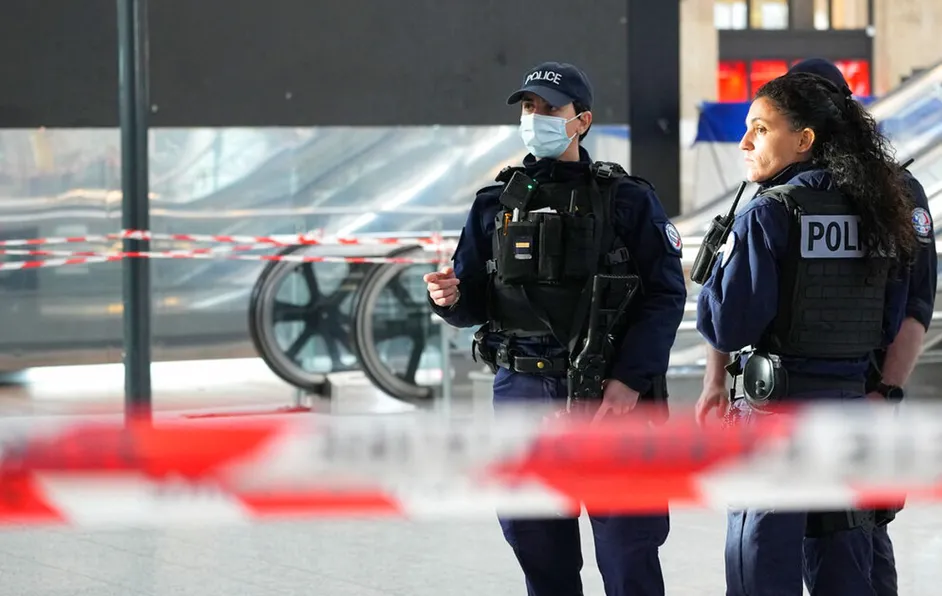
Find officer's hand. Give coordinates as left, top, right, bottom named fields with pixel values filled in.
left=423, top=266, right=460, bottom=307
left=593, top=379, right=640, bottom=425
left=695, top=384, right=728, bottom=427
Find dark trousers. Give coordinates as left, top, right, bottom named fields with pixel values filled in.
left=725, top=509, right=875, bottom=596
left=724, top=395, right=876, bottom=595
left=871, top=525, right=898, bottom=596
left=492, top=369, right=669, bottom=596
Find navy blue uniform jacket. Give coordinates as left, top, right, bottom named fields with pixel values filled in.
left=900, top=169, right=937, bottom=331
left=431, top=146, right=687, bottom=395
left=696, top=163, right=910, bottom=381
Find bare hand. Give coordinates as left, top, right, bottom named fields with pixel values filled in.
left=695, top=384, right=728, bottom=427
left=592, top=379, right=640, bottom=425
left=423, top=266, right=460, bottom=307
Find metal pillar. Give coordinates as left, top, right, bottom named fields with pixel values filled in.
left=627, top=0, right=681, bottom=217
left=117, top=0, right=153, bottom=422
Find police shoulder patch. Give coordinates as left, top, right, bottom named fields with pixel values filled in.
left=912, top=207, right=934, bottom=244
left=663, top=221, right=683, bottom=254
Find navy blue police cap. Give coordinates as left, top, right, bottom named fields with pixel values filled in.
left=788, top=58, right=852, bottom=94
left=506, top=61, right=594, bottom=110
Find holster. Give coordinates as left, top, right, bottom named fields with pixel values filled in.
left=806, top=509, right=876, bottom=538
left=739, top=351, right=786, bottom=408
left=471, top=326, right=499, bottom=374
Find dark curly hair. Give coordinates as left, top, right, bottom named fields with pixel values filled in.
left=755, top=73, right=917, bottom=266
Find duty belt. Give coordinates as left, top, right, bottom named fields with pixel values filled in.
left=495, top=351, right=569, bottom=375
left=732, top=373, right=865, bottom=396
left=729, top=350, right=866, bottom=407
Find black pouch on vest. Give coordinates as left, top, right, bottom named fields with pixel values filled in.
left=538, top=215, right=564, bottom=282
left=498, top=221, right=539, bottom=284
left=562, top=214, right=595, bottom=279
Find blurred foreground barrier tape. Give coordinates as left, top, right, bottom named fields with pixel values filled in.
left=0, top=401, right=941, bottom=527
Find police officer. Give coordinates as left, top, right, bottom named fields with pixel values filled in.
left=786, top=58, right=937, bottom=596
left=693, top=72, right=917, bottom=595
left=424, top=61, right=687, bottom=596
left=693, top=58, right=938, bottom=596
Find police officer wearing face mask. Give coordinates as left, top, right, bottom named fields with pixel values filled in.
left=424, top=61, right=687, bottom=596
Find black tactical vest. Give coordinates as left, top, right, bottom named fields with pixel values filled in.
left=484, top=162, right=638, bottom=351
left=757, top=184, right=891, bottom=359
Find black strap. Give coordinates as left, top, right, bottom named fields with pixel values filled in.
left=735, top=372, right=864, bottom=396
left=566, top=176, right=609, bottom=354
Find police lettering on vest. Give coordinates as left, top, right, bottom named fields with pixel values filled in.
left=757, top=185, right=890, bottom=359
left=800, top=215, right=864, bottom=259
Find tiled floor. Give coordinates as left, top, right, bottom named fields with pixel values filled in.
left=1, top=509, right=941, bottom=595
left=0, top=360, right=939, bottom=595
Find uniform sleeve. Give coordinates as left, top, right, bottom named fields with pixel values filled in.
left=902, top=173, right=937, bottom=330
left=608, top=182, right=687, bottom=395
left=882, top=268, right=910, bottom=346
left=695, top=199, right=790, bottom=353
left=428, top=189, right=496, bottom=328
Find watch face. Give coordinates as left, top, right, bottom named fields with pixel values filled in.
left=885, top=386, right=904, bottom=401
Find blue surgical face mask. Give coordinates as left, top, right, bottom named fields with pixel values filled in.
left=519, top=113, right=582, bottom=159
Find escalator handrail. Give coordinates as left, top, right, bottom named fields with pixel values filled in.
left=869, top=58, right=942, bottom=109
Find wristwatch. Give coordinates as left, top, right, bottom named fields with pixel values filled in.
left=875, top=382, right=905, bottom=402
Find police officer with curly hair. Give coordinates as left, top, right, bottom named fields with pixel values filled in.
left=694, top=71, right=916, bottom=595
left=788, top=57, right=938, bottom=596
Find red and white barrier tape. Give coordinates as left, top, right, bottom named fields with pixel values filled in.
left=0, top=402, right=939, bottom=527
left=0, top=244, right=271, bottom=259
left=0, top=229, right=456, bottom=249
left=0, top=249, right=446, bottom=270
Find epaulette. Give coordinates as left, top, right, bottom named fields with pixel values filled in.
left=590, top=160, right=627, bottom=181
left=590, top=160, right=657, bottom=191
left=495, top=165, right=526, bottom=183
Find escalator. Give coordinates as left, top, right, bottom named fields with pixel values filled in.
left=248, top=241, right=451, bottom=407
